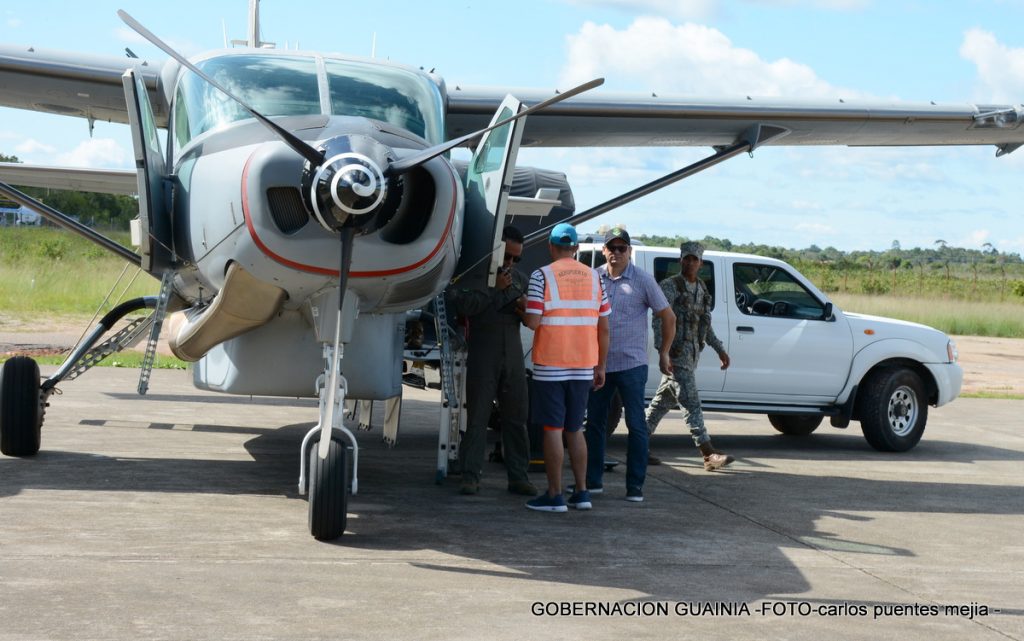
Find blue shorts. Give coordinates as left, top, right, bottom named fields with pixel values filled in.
left=530, top=379, right=592, bottom=432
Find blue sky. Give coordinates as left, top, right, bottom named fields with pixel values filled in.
left=2, top=0, right=1023, bottom=254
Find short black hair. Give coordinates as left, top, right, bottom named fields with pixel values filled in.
left=502, top=225, right=524, bottom=244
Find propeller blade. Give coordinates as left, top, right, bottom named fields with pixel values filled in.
left=118, top=10, right=325, bottom=167
left=386, top=77, right=604, bottom=176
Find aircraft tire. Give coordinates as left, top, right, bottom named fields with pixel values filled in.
left=0, top=356, right=42, bottom=457
left=308, top=438, right=348, bottom=540
left=768, top=414, right=823, bottom=436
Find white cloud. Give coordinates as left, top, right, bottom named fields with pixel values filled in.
left=55, top=138, right=130, bottom=169
left=957, top=229, right=992, bottom=249
left=959, top=28, right=1024, bottom=103
left=14, top=139, right=56, bottom=155
left=6, top=17, right=22, bottom=28
left=560, top=17, right=855, bottom=98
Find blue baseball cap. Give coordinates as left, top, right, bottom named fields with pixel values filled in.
left=549, top=222, right=578, bottom=246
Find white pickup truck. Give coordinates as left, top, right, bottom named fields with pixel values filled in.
left=535, top=243, right=963, bottom=453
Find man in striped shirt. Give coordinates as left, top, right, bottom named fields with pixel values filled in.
left=523, top=223, right=610, bottom=513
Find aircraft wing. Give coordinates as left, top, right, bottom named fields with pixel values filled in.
left=0, top=163, right=138, bottom=195
left=0, top=44, right=166, bottom=126
left=446, top=85, right=1024, bottom=153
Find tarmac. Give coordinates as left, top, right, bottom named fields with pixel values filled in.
left=0, top=366, right=1021, bottom=641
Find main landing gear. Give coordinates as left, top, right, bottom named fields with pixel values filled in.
left=1, top=296, right=164, bottom=458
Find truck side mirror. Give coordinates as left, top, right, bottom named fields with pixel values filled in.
left=822, top=302, right=835, bottom=321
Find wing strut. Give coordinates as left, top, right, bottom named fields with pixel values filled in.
left=523, top=124, right=789, bottom=248
left=0, top=181, right=142, bottom=266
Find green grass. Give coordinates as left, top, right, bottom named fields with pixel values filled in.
left=831, top=293, right=1024, bottom=338
left=0, top=352, right=189, bottom=369
left=0, top=227, right=158, bottom=314
left=960, top=391, right=1024, bottom=400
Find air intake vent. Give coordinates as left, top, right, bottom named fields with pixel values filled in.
left=267, top=187, right=309, bottom=234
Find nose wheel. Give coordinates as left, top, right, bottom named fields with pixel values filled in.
left=307, top=438, right=349, bottom=541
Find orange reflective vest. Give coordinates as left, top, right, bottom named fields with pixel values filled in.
left=532, top=258, right=601, bottom=368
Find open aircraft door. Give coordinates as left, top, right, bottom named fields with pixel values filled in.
left=435, top=95, right=526, bottom=479
left=458, top=94, right=527, bottom=287
left=122, top=69, right=172, bottom=274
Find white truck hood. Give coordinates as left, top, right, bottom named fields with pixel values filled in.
left=843, top=311, right=952, bottom=363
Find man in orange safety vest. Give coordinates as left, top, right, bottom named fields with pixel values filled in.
left=523, top=222, right=610, bottom=513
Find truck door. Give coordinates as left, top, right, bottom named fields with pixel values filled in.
left=723, top=260, right=853, bottom=399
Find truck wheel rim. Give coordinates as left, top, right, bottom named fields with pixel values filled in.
left=887, top=385, right=918, bottom=437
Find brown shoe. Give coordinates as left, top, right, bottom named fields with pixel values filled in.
left=648, top=453, right=662, bottom=466
left=699, top=442, right=734, bottom=471
left=507, top=480, right=538, bottom=496
left=459, top=479, right=480, bottom=495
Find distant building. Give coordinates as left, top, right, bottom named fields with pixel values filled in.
left=0, top=203, right=41, bottom=226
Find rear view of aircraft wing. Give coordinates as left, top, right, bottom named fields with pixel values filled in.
left=0, top=163, right=137, bottom=195
left=446, top=85, right=1024, bottom=154
left=4, top=43, right=1020, bottom=154
left=0, top=44, right=166, bottom=126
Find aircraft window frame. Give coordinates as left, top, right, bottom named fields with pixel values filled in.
left=653, top=257, right=715, bottom=309
left=732, top=262, right=825, bottom=320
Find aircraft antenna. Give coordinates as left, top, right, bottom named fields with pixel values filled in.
left=221, top=19, right=228, bottom=48
left=371, top=32, right=377, bottom=59
left=248, top=0, right=260, bottom=48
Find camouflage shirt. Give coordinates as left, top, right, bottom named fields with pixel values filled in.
left=652, top=275, right=725, bottom=371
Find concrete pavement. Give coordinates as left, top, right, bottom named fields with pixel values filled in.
left=0, top=366, right=1021, bottom=640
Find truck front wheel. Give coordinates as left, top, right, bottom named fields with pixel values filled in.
left=858, top=367, right=928, bottom=452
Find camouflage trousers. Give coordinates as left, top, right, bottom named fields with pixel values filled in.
left=644, top=369, right=711, bottom=447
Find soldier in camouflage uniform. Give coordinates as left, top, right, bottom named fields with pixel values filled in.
left=647, top=241, right=735, bottom=471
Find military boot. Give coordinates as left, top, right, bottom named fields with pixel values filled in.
left=699, top=442, right=734, bottom=471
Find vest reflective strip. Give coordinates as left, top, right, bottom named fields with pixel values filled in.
left=540, top=316, right=600, bottom=326
left=543, top=299, right=599, bottom=310
left=542, top=265, right=560, bottom=300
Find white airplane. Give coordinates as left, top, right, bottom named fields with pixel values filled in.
left=1, top=4, right=1022, bottom=540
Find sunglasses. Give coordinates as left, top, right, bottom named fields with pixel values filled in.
left=605, top=244, right=630, bottom=254
left=503, top=253, right=522, bottom=263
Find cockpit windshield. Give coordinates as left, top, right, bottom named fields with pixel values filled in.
left=324, top=59, right=443, bottom=144
left=172, top=53, right=444, bottom=152
left=173, top=55, right=321, bottom=150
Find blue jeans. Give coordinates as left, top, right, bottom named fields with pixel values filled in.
left=585, top=364, right=649, bottom=491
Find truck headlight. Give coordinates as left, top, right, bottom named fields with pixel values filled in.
left=947, top=339, right=959, bottom=363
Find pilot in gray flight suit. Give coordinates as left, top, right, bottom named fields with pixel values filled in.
left=448, top=225, right=536, bottom=496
